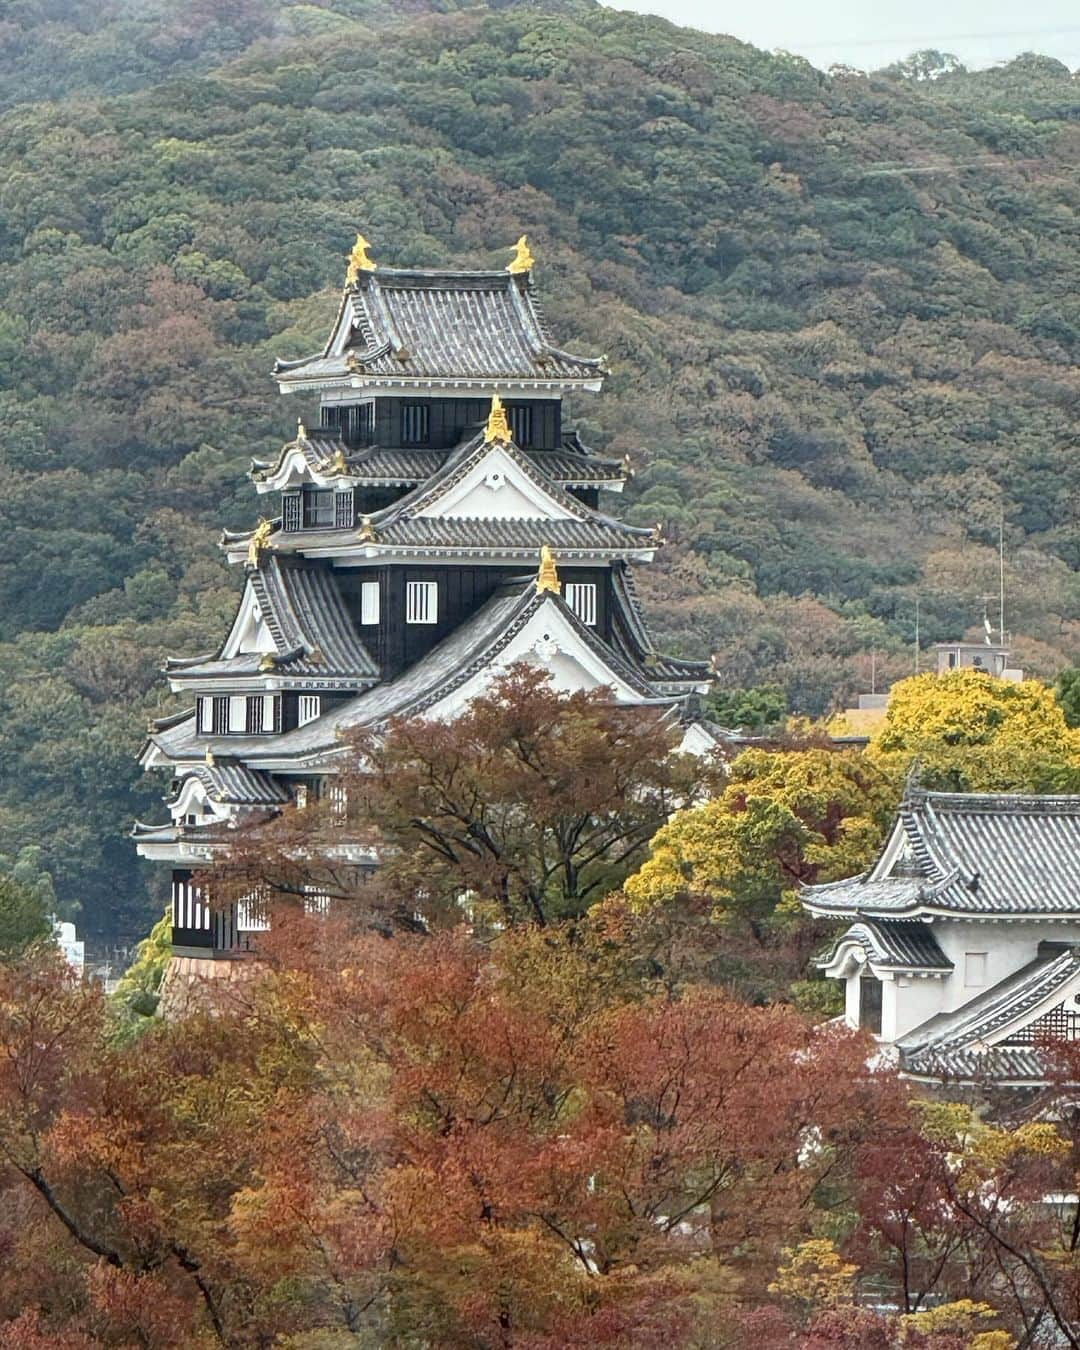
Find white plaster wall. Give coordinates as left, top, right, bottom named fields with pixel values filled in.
left=889, top=975, right=948, bottom=1041
left=844, top=970, right=861, bottom=1029
left=932, top=921, right=1080, bottom=1013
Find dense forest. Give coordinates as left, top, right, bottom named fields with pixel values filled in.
left=0, top=0, right=1077, bottom=944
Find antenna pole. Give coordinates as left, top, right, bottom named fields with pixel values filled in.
left=998, top=507, right=1006, bottom=644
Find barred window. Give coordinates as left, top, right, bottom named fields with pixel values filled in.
left=508, top=404, right=533, bottom=446
left=211, top=696, right=229, bottom=736
left=298, top=695, right=321, bottom=726
left=406, top=580, right=438, bottom=625
left=360, top=580, right=380, bottom=625
left=401, top=404, right=430, bottom=445
left=335, top=491, right=354, bottom=529
left=304, top=887, right=331, bottom=916
left=344, top=401, right=374, bottom=445
left=282, top=493, right=302, bottom=532
left=565, top=582, right=597, bottom=626
left=245, top=695, right=264, bottom=735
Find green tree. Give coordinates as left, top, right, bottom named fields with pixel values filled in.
left=1056, top=667, right=1080, bottom=729
left=0, top=876, right=52, bottom=959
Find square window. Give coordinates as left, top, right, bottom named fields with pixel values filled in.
left=335, top=492, right=354, bottom=529
left=283, top=494, right=302, bottom=532
left=298, top=695, right=321, bottom=726
left=406, top=580, right=438, bottom=625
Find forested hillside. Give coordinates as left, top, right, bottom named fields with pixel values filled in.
left=1, top=0, right=1077, bottom=944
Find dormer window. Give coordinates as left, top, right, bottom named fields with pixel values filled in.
left=401, top=404, right=430, bottom=445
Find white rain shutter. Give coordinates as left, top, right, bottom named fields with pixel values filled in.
left=360, top=580, right=380, bottom=625
left=228, top=696, right=247, bottom=733
left=263, top=694, right=278, bottom=732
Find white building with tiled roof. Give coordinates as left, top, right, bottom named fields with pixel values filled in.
left=803, top=788, right=1080, bottom=1087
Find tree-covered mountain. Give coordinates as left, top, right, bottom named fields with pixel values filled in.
left=0, top=0, right=1077, bottom=944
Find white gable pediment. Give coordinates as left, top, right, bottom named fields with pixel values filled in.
left=419, top=445, right=578, bottom=522
left=221, top=584, right=277, bottom=658
left=169, top=775, right=230, bottom=825
left=425, top=601, right=645, bottom=721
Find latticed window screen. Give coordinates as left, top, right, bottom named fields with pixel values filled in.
left=245, top=695, right=264, bottom=735
left=406, top=580, right=438, bottom=624
left=401, top=404, right=430, bottom=444
left=1003, top=1000, right=1080, bottom=1044
left=283, top=494, right=302, bottom=532
left=508, top=404, right=533, bottom=446
left=565, top=582, right=598, bottom=626
left=298, top=695, right=321, bottom=726
left=343, top=402, right=374, bottom=445
left=335, top=491, right=354, bottom=529
left=360, top=581, right=380, bottom=625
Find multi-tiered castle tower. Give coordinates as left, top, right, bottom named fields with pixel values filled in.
left=134, top=236, right=713, bottom=958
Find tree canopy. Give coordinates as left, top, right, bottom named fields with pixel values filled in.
left=869, top=669, right=1080, bottom=792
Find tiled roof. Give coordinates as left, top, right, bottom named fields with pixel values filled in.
left=172, top=761, right=290, bottom=807
left=607, top=564, right=710, bottom=684
left=143, top=581, right=696, bottom=767
left=900, top=1044, right=1050, bottom=1084
left=275, top=269, right=603, bottom=387
left=898, top=947, right=1080, bottom=1082
left=803, top=789, right=1080, bottom=918
left=247, top=433, right=654, bottom=560
left=373, top=515, right=652, bottom=553
left=824, top=918, right=952, bottom=971
left=167, top=557, right=378, bottom=685
left=251, top=437, right=625, bottom=491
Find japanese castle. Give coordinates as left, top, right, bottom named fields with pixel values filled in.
left=135, top=236, right=711, bottom=959
left=804, top=787, right=1080, bottom=1088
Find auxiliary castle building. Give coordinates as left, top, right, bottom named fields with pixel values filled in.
left=804, top=785, right=1080, bottom=1089
left=135, top=236, right=711, bottom=955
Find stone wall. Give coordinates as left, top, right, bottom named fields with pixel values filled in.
left=157, top=954, right=265, bottom=1019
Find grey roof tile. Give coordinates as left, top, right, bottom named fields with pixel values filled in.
left=168, top=557, right=378, bottom=685
left=898, top=947, right=1080, bottom=1082
left=824, top=918, right=952, bottom=971
left=275, top=269, right=603, bottom=386
left=804, top=789, right=1080, bottom=918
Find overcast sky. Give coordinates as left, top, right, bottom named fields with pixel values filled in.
left=609, top=0, right=1080, bottom=71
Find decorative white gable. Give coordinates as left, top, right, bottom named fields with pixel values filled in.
left=418, top=444, right=579, bottom=522
left=168, top=775, right=230, bottom=827
left=424, top=601, right=647, bottom=721
left=221, top=584, right=277, bottom=657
